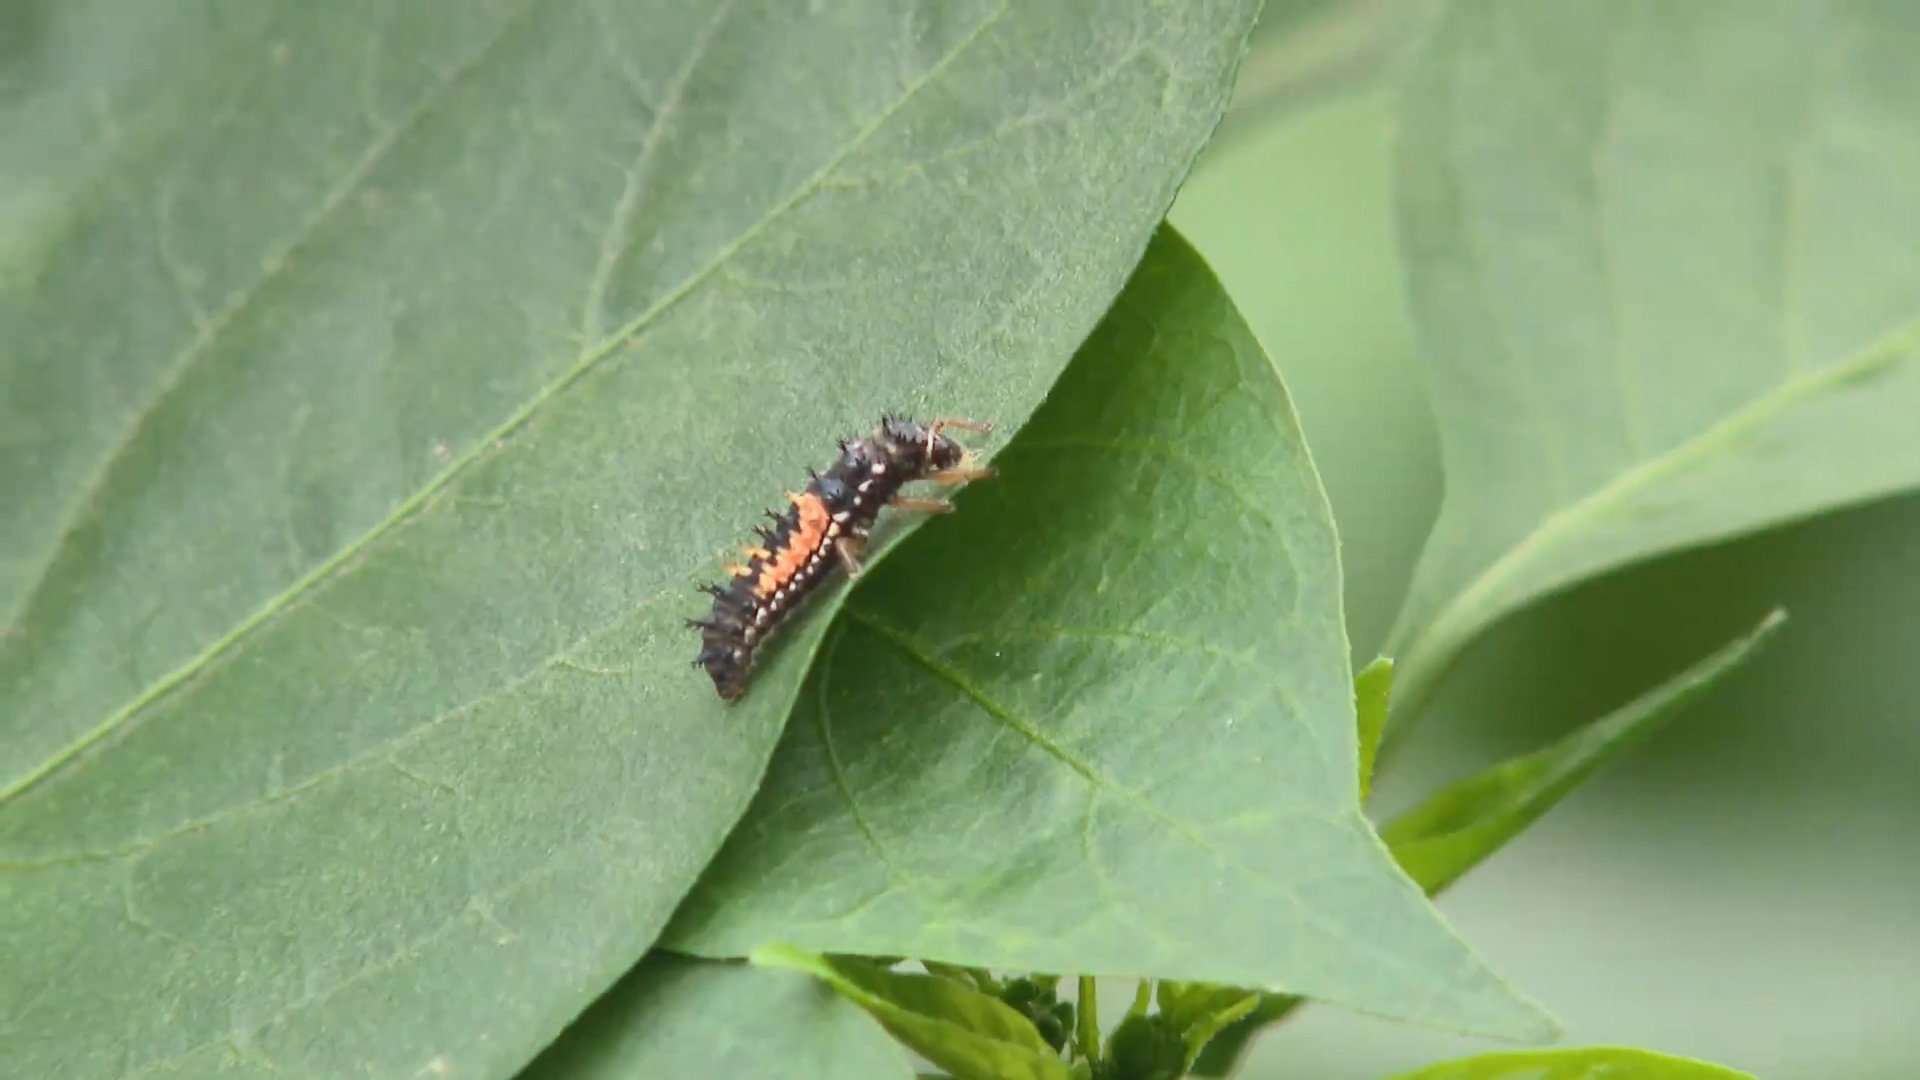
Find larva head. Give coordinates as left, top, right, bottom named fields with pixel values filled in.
left=879, top=415, right=968, bottom=473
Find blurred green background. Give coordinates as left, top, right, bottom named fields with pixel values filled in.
left=1163, top=10, right=1920, bottom=1078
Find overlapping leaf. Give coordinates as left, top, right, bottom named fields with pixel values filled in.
left=666, top=228, right=1551, bottom=1039
left=1191, top=612, right=1782, bottom=1076
left=1388, top=2, right=1920, bottom=721
left=0, top=2, right=1260, bottom=1076
left=519, top=954, right=913, bottom=1080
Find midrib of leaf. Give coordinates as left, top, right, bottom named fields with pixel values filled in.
left=849, top=611, right=1103, bottom=788
left=0, top=585, right=689, bottom=873
left=842, top=610, right=1498, bottom=1003
left=0, top=0, right=1013, bottom=808
left=1389, top=312, right=1920, bottom=726
left=576, top=0, right=733, bottom=343
left=0, top=0, right=549, bottom=640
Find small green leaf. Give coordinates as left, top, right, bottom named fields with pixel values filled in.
left=669, top=226, right=1551, bottom=1041
left=1384, top=611, right=1784, bottom=893
left=1152, top=981, right=1260, bottom=1068
left=1100, top=1014, right=1187, bottom=1080
left=1153, top=981, right=1253, bottom=1037
left=924, top=962, right=992, bottom=993
left=1076, top=976, right=1101, bottom=1062
left=751, top=945, right=1076, bottom=1080
left=1355, top=657, right=1394, bottom=800
left=519, top=954, right=911, bottom=1080
left=1126, top=980, right=1155, bottom=1020
left=1185, top=992, right=1298, bottom=1078
left=1379, top=1047, right=1757, bottom=1080
left=1388, top=1, right=1920, bottom=731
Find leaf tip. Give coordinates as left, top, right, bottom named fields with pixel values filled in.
left=747, top=942, right=819, bottom=974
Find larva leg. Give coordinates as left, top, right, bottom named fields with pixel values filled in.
left=923, top=466, right=995, bottom=484
left=834, top=537, right=866, bottom=577
left=924, top=417, right=993, bottom=456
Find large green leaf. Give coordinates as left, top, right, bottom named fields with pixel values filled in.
left=0, top=3, right=1259, bottom=1077
left=1215, top=0, right=1440, bottom=143
left=518, top=954, right=913, bottom=1080
left=1386, top=2, right=1920, bottom=723
left=666, top=227, right=1552, bottom=1039
left=1190, top=612, right=1782, bottom=1077
left=1380, top=1048, right=1756, bottom=1080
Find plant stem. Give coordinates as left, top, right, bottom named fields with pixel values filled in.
left=1127, top=979, right=1153, bottom=1018
left=1076, top=976, right=1099, bottom=1062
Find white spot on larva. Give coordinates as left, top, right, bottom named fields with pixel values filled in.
left=731, top=648, right=744, bottom=660
left=857, top=479, right=874, bottom=494
left=744, top=627, right=757, bottom=642
left=870, top=462, right=887, bottom=476
left=832, top=511, right=851, bottom=523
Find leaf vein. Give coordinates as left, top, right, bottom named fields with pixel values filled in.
left=0, top=0, right=550, bottom=643
left=577, top=0, right=736, bottom=342
left=852, top=611, right=1498, bottom=991
left=0, top=585, right=684, bottom=867
left=0, top=0, right=1011, bottom=807
left=1397, top=314, right=1920, bottom=717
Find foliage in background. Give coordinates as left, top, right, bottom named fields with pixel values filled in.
left=1212, top=0, right=1440, bottom=143
left=1384, top=1, right=1920, bottom=735
left=1193, top=1, right=1920, bottom=1071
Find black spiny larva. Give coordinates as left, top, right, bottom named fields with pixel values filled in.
left=688, top=415, right=993, bottom=701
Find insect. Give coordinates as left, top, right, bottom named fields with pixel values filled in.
left=689, top=415, right=994, bottom=701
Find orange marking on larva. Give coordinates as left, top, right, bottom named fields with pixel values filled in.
left=753, top=493, right=831, bottom=598
left=740, top=544, right=772, bottom=560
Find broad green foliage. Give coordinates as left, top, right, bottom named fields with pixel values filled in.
left=1388, top=2, right=1920, bottom=722
left=1384, top=611, right=1783, bottom=893
left=0, top=2, right=1260, bottom=1077
left=1381, top=1047, right=1758, bottom=1080
left=753, top=947, right=1080, bottom=1080
left=1216, top=0, right=1441, bottom=141
left=667, top=228, right=1550, bottom=1039
left=1190, top=614, right=1780, bottom=1077
left=519, top=954, right=912, bottom=1080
